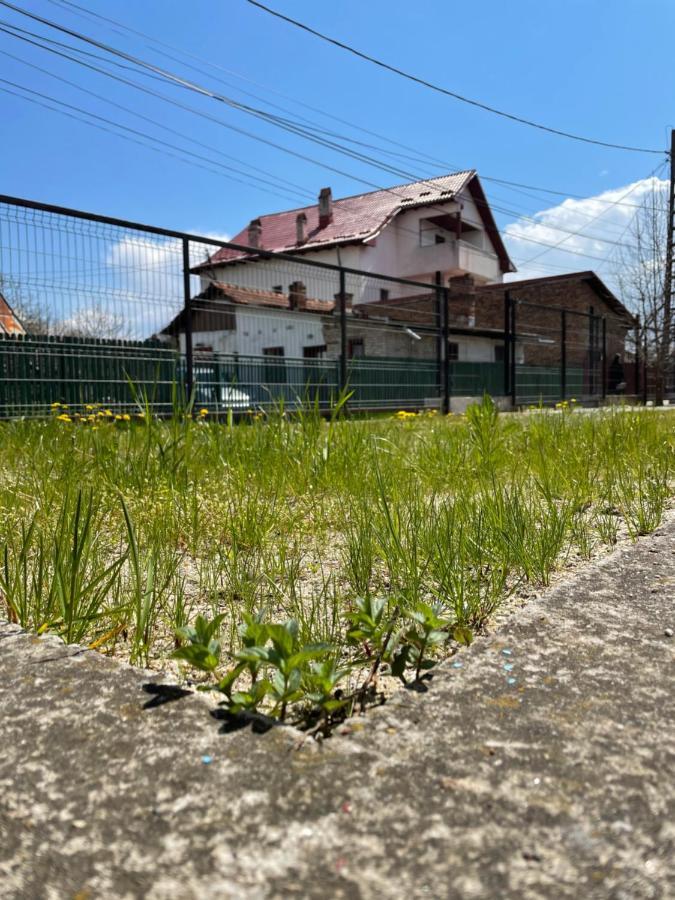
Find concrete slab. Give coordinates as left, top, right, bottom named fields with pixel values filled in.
left=1, top=521, right=674, bottom=899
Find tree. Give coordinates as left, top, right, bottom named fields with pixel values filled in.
left=616, top=178, right=671, bottom=402
left=56, top=304, right=127, bottom=340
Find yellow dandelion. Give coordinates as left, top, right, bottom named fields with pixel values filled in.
left=56, top=413, right=71, bottom=423
left=199, top=408, right=209, bottom=417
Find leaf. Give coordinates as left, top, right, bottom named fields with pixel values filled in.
left=453, top=625, right=474, bottom=646
left=171, top=645, right=219, bottom=672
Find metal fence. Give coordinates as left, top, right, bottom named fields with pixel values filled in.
left=0, top=193, right=639, bottom=417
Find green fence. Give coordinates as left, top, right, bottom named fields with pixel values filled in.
left=515, top=365, right=586, bottom=404
left=0, top=337, right=590, bottom=415
left=0, top=334, right=179, bottom=415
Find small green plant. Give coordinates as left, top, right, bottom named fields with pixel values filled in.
left=392, top=601, right=450, bottom=682
left=172, top=613, right=227, bottom=673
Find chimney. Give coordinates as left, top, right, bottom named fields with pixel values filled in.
left=333, top=290, right=353, bottom=311
left=247, top=218, right=262, bottom=249
left=289, top=281, right=307, bottom=311
left=318, top=187, right=333, bottom=228
left=296, top=212, right=307, bottom=244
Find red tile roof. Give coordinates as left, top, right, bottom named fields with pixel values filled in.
left=193, top=171, right=516, bottom=270
left=0, top=293, right=25, bottom=335
left=200, top=282, right=335, bottom=313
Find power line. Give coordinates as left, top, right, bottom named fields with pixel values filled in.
left=0, top=3, right=663, bottom=273
left=513, top=161, right=667, bottom=267
left=0, top=18, right=652, bottom=259
left=42, top=0, right=670, bottom=212
left=0, top=77, right=312, bottom=204
left=245, top=0, right=664, bottom=156
left=0, top=32, right=315, bottom=201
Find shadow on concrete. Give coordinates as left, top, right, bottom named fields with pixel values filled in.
left=142, top=683, right=193, bottom=709
left=210, top=707, right=276, bottom=735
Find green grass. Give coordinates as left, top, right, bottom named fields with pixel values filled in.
left=1, top=398, right=673, bottom=728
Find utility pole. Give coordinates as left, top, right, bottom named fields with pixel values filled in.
left=663, top=129, right=675, bottom=398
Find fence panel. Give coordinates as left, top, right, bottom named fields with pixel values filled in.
left=0, top=194, right=647, bottom=417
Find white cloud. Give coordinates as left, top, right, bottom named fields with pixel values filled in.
left=503, top=176, right=668, bottom=290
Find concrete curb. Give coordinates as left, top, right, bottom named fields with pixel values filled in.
left=1, top=521, right=674, bottom=898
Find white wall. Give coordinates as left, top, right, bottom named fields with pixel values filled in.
left=180, top=307, right=326, bottom=358
left=202, top=190, right=503, bottom=303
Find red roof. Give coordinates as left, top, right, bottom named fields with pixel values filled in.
left=200, top=282, right=335, bottom=313
left=193, top=171, right=517, bottom=271
left=0, top=292, right=25, bottom=335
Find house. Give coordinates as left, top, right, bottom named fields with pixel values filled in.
left=163, top=172, right=635, bottom=405
left=0, top=292, right=25, bottom=335
left=192, top=171, right=515, bottom=308
left=163, top=281, right=334, bottom=359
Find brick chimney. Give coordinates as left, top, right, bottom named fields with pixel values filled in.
left=318, top=187, right=333, bottom=228
left=296, top=212, right=307, bottom=244
left=247, top=218, right=262, bottom=249
left=447, top=273, right=476, bottom=293
left=447, top=273, right=476, bottom=328
left=288, top=281, right=307, bottom=310
left=333, top=290, right=353, bottom=311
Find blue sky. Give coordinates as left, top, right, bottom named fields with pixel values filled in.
left=0, top=0, right=673, bottom=282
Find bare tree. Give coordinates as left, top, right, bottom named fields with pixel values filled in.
left=56, top=304, right=128, bottom=340
left=616, top=179, right=671, bottom=402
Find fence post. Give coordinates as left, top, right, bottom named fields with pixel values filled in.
left=338, top=267, right=348, bottom=396
left=435, top=271, right=443, bottom=399
left=561, top=309, right=567, bottom=401
left=503, top=290, right=511, bottom=399
left=601, top=316, right=607, bottom=401
left=634, top=316, right=641, bottom=398
left=182, top=237, right=194, bottom=406
left=510, top=295, right=517, bottom=408
left=442, top=286, right=450, bottom=415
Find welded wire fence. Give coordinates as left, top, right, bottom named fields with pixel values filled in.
left=0, top=193, right=644, bottom=417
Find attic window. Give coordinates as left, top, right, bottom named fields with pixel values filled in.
left=419, top=191, right=431, bottom=197
left=440, top=190, right=452, bottom=196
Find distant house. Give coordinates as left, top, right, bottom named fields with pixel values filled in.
left=344, top=270, right=635, bottom=366
left=192, top=171, right=515, bottom=304
left=0, top=292, right=25, bottom=335
left=162, top=173, right=636, bottom=404
left=163, top=281, right=334, bottom=359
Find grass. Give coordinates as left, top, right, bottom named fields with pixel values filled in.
left=1, top=397, right=673, bottom=729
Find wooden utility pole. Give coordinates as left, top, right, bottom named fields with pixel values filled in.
left=663, top=129, right=675, bottom=398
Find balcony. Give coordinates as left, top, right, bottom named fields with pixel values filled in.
left=457, top=241, right=500, bottom=281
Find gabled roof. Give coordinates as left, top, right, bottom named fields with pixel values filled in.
left=193, top=172, right=515, bottom=274
left=487, top=271, right=635, bottom=323
left=0, top=292, right=25, bottom=335
left=162, top=282, right=334, bottom=334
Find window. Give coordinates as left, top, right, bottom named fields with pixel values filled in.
left=303, top=344, right=326, bottom=359
left=379, top=288, right=389, bottom=302
left=348, top=338, right=365, bottom=358
left=494, top=344, right=505, bottom=363
left=262, top=346, right=285, bottom=384
left=448, top=341, right=459, bottom=361
left=434, top=233, right=446, bottom=245
left=272, top=285, right=283, bottom=293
